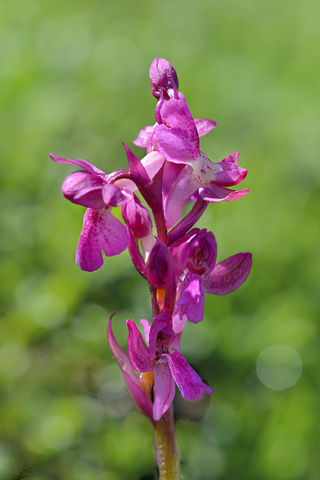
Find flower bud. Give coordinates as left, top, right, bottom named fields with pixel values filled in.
left=149, top=58, right=179, bottom=100
left=186, top=229, right=217, bottom=276
left=170, top=228, right=217, bottom=277
left=123, top=196, right=152, bottom=238
left=147, top=239, right=173, bottom=288
left=146, top=239, right=177, bottom=314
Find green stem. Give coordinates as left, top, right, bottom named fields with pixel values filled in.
left=153, top=405, right=181, bottom=480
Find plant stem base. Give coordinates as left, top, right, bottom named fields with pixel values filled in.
left=153, top=405, right=181, bottom=480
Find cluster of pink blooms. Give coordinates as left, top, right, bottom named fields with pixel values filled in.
left=51, top=58, right=252, bottom=422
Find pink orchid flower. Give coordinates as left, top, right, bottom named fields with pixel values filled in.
left=155, top=93, right=248, bottom=227
left=50, top=149, right=164, bottom=271
left=127, top=314, right=212, bottom=421
left=170, top=229, right=252, bottom=333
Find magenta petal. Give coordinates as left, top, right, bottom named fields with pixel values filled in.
left=169, top=228, right=200, bottom=274
left=194, top=118, right=217, bottom=137
left=212, top=168, right=247, bottom=187
left=102, top=183, right=132, bottom=207
left=76, top=208, right=129, bottom=271
left=127, top=320, right=153, bottom=372
left=172, top=310, right=188, bottom=335
left=50, top=153, right=106, bottom=177
left=122, top=143, right=160, bottom=211
left=133, top=125, right=155, bottom=148
left=166, top=352, right=213, bottom=400
left=140, top=319, right=151, bottom=345
left=107, top=314, right=153, bottom=419
left=176, top=273, right=205, bottom=323
left=162, top=162, right=185, bottom=199
left=148, top=314, right=171, bottom=359
left=221, top=151, right=239, bottom=165
left=199, top=184, right=249, bottom=202
left=123, top=143, right=151, bottom=186
left=212, top=162, right=247, bottom=187
left=153, top=362, right=176, bottom=421
left=155, top=93, right=200, bottom=164
left=164, top=165, right=199, bottom=228
left=204, top=252, right=252, bottom=295
left=141, top=151, right=166, bottom=180
left=62, top=171, right=105, bottom=208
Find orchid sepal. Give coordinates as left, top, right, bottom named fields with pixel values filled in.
left=107, top=313, right=153, bottom=420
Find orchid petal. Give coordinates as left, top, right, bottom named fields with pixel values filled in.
left=176, top=273, right=205, bottom=323
left=126, top=320, right=153, bottom=372
left=221, top=151, right=239, bottom=165
left=107, top=313, right=153, bottom=419
left=61, top=171, right=105, bottom=208
left=123, top=143, right=152, bottom=187
left=76, top=208, right=129, bottom=271
left=140, top=231, right=155, bottom=262
left=204, top=252, right=252, bottom=295
left=162, top=162, right=185, bottom=199
left=155, top=93, right=200, bottom=164
left=50, top=153, right=106, bottom=177
left=122, top=143, right=160, bottom=211
left=148, top=314, right=171, bottom=359
left=140, top=319, right=151, bottom=345
left=194, top=118, right=217, bottom=137
left=164, top=165, right=199, bottom=228
left=133, top=125, right=155, bottom=148
left=141, top=151, right=166, bottom=180
left=112, top=178, right=137, bottom=193
left=102, top=183, right=132, bottom=207
left=212, top=163, right=247, bottom=187
left=166, top=352, right=213, bottom=401
left=164, top=328, right=181, bottom=353
left=169, top=228, right=200, bottom=274
left=199, top=184, right=249, bottom=202
left=153, top=362, right=176, bottom=421
left=172, top=311, right=188, bottom=335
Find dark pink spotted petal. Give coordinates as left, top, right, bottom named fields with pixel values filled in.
left=76, top=208, right=129, bottom=272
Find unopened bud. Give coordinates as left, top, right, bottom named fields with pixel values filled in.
left=149, top=58, right=179, bottom=100
left=123, top=196, right=152, bottom=238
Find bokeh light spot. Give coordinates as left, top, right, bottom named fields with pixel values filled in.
left=256, top=345, right=302, bottom=390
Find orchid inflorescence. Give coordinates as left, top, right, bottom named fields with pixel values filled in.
left=51, top=58, right=252, bottom=425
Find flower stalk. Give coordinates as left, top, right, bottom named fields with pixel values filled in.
left=153, top=405, right=181, bottom=480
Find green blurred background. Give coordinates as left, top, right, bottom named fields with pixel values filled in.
left=1, top=0, right=319, bottom=478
